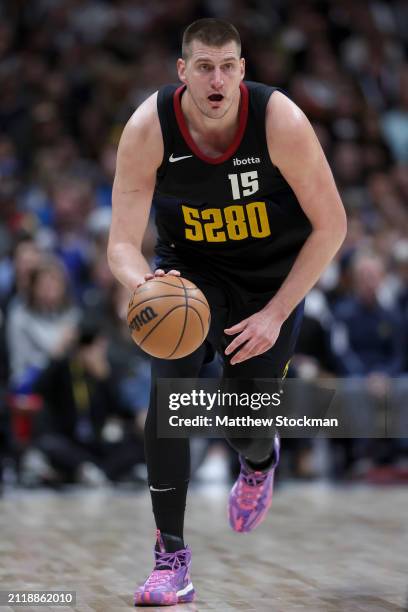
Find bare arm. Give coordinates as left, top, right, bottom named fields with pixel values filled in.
left=264, top=91, right=347, bottom=319
left=225, top=92, right=347, bottom=364
left=107, top=93, right=164, bottom=292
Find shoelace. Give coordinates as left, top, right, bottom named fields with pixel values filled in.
left=154, top=549, right=189, bottom=571
left=144, top=550, right=189, bottom=589
left=237, top=470, right=268, bottom=506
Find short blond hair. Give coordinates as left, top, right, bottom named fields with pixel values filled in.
left=182, top=18, right=241, bottom=59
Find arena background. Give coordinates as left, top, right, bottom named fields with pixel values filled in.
left=0, top=1, right=407, bottom=611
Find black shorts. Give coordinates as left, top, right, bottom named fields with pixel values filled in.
left=154, top=258, right=304, bottom=379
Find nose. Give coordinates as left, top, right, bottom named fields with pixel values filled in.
left=211, top=67, right=224, bottom=89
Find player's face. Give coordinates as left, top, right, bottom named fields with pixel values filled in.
left=177, top=41, right=245, bottom=120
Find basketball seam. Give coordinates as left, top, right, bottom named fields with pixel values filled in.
left=187, top=305, right=205, bottom=341
left=130, top=279, right=184, bottom=299
left=167, top=277, right=189, bottom=359
left=148, top=278, right=184, bottom=288
left=134, top=279, right=182, bottom=293
left=139, top=304, right=187, bottom=349
left=128, top=294, right=184, bottom=318
left=128, top=294, right=208, bottom=319
left=138, top=278, right=197, bottom=290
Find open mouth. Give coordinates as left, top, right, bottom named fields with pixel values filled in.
left=208, top=94, right=224, bottom=102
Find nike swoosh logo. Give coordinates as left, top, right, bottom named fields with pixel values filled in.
left=169, top=153, right=193, bottom=163
left=149, top=486, right=176, bottom=492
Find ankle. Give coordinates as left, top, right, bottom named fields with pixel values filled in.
left=156, top=530, right=185, bottom=553
left=243, top=450, right=276, bottom=473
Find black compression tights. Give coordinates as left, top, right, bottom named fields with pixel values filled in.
left=144, top=344, right=279, bottom=540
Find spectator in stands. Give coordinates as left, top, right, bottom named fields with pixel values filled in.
left=48, top=177, right=96, bottom=301
left=389, top=240, right=408, bottom=372
left=381, top=64, right=408, bottom=162
left=104, top=281, right=151, bottom=428
left=333, top=251, right=404, bottom=377
left=6, top=255, right=79, bottom=393
left=32, top=317, right=144, bottom=485
left=1, top=234, right=43, bottom=310
left=332, top=250, right=406, bottom=474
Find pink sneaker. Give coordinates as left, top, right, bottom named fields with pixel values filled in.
left=229, top=435, right=280, bottom=533
left=134, top=530, right=195, bottom=606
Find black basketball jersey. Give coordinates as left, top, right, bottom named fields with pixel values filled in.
left=153, top=81, right=312, bottom=295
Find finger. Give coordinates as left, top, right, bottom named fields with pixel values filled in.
left=230, top=341, right=265, bottom=365
left=230, top=343, right=258, bottom=365
left=224, top=329, right=251, bottom=356
left=154, top=269, right=165, bottom=276
left=230, top=339, right=270, bottom=365
left=136, top=273, right=153, bottom=287
left=166, top=269, right=181, bottom=276
left=224, top=318, right=249, bottom=335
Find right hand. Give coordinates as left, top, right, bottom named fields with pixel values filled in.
left=136, top=268, right=181, bottom=288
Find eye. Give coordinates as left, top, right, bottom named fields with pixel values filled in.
left=199, top=64, right=211, bottom=71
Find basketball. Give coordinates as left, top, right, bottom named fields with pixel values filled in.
left=127, top=276, right=211, bottom=359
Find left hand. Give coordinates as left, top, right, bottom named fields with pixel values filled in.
left=224, top=310, right=283, bottom=365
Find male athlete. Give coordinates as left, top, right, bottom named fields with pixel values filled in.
left=108, top=18, right=346, bottom=606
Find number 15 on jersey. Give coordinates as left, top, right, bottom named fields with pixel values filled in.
left=228, top=171, right=259, bottom=200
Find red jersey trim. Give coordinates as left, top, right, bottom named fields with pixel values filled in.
left=173, top=82, right=249, bottom=165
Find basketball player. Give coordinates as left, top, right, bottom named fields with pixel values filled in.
left=108, top=19, right=346, bottom=606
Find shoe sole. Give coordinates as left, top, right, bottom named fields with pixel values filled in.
left=134, top=584, right=195, bottom=606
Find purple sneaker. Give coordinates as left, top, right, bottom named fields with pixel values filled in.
left=229, top=434, right=280, bottom=533
left=134, top=530, right=195, bottom=606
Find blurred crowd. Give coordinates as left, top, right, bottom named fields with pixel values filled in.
left=0, top=0, right=407, bottom=491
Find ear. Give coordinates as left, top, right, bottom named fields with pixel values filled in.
left=177, top=58, right=187, bottom=83
left=240, top=58, right=245, bottom=81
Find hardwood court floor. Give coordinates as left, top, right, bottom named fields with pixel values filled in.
left=0, top=482, right=407, bottom=612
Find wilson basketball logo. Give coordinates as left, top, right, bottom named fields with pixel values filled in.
left=129, top=306, right=158, bottom=331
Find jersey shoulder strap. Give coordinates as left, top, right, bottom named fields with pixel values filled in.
left=245, top=81, right=285, bottom=133
left=157, top=84, right=179, bottom=176
left=246, top=80, right=279, bottom=103
left=245, top=80, right=288, bottom=107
